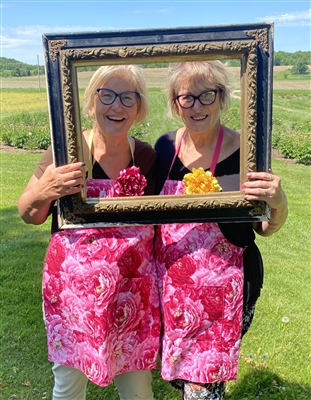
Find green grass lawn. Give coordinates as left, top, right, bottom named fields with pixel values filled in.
left=1, top=71, right=310, bottom=398
left=0, top=151, right=310, bottom=399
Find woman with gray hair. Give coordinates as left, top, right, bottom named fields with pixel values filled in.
left=154, top=61, right=288, bottom=400
left=18, top=64, right=159, bottom=400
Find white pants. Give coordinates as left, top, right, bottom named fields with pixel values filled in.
left=52, top=363, right=154, bottom=400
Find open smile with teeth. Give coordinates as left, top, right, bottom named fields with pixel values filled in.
left=192, top=115, right=208, bottom=121
left=107, top=116, right=125, bottom=122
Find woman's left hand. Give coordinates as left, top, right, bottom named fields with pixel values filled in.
left=241, top=171, right=284, bottom=209
left=241, top=170, right=288, bottom=236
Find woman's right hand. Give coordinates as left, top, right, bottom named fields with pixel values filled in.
left=18, top=162, right=85, bottom=225
left=37, top=162, right=85, bottom=201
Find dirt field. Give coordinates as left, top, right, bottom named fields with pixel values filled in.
left=1, top=66, right=310, bottom=90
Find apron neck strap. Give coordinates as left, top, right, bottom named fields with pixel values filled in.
left=87, top=129, right=94, bottom=179
left=210, top=124, right=224, bottom=176
left=168, top=124, right=224, bottom=178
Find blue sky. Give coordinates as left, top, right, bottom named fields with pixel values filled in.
left=1, top=0, right=310, bottom=65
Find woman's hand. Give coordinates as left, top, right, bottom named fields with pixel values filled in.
left=18, top=162, right=85, bottom=225
left=37, top=162, right=85, bottom=201
left=241, top=170, right=288, bottom=236
left=241, top=171, right=284, bottom=209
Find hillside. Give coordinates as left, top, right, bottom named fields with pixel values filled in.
left=0, top=57, right=45, bottom=77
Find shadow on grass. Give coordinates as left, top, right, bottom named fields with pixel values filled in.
left=227, top=366, right=311, bottom=400
left=87, top=367, right=311, bottom=400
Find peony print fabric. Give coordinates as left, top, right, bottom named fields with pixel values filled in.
left=155, top=180, right=245, bottom=383
left=43, top=179, right=160, bottom=386
left=86, top=166, right=146, bottom=198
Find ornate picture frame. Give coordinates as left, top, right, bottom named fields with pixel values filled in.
left=42, top=22, right=273, bottom=228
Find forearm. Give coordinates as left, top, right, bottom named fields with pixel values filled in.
left=18, top=180, right=55, bottom=225
left=255, top=188, right=288, bottom=237
left=18, top=162, right=84, bottom=225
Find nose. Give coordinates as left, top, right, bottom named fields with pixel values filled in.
left=110, top=95, right=123, bottom=109
left=192, top=97, right=204, bottom=110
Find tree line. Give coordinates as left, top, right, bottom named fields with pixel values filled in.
left=0, top=57, right=45, bottom=77
left=1, top=51, right=310, bottom=77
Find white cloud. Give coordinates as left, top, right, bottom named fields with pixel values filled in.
left=1, top=24, right=117, bottom=50
left=0, top=24, right=118, bottom=63
left=1, top=34, right=38, bottom=49
left=259, top=9, right=311, bottom=26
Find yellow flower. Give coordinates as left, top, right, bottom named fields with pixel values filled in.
left=182, top=167, right=222, bottom=194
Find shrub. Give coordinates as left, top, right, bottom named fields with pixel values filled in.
left=291, top=61, right=308, bottom=75
left=273, top=119, right=311, bottom=164
left=129, top=121, right=150, bottom=140
left=0, top=110, right=51, bottom=150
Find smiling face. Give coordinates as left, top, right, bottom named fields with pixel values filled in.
left=93, top=74, right=139, bottom=139
left=176, top=78, right=222, bottom=137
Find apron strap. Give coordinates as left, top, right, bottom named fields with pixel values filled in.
left=167, top=124, right=224, bottom=178
left=210, top=124, right=224, bottom=176
left=87, top=129, right=94, bottom=179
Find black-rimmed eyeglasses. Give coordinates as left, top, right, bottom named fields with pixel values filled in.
left=97, top=88, right=140, bottom=107
left=175, top=89, right=221, bottom=109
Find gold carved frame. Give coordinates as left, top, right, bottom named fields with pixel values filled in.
left=42, top=23, right=273, bottom=228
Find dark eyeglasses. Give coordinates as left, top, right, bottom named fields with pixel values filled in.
left=96, top=88, right=140, bottom=107
left=175, top=89, right=221, bottom=109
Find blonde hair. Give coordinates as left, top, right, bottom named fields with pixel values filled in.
left=83, top=65, right=149, bottom=124
left=166, top=60, right=234, bottom=117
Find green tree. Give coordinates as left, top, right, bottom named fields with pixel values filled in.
left=0, top=57, right=45, bottom=77
left=291, top=60, right=308, bottom=74
left=227, top=59, right=240, bottom=67
left=12, top=67, right=21, bottom=77
left=274, top=51, right=311, bottom=66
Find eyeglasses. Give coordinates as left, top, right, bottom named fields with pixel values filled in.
left=96, top=88, right=140, bottom=107
left=175, top=89, right=221, bottom=109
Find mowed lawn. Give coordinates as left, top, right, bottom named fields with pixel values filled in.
left=0, top=150, right=310, bottom=400
left=1, top=68, right=310, bottom=399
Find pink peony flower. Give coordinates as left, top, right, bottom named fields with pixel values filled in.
left=46, top=314, right=76, bottom=363
left=113, top=166, right=147, bottom=197
left=43, top=274, right=63, bottom=315
left=167, top=255, right=196, bottom=285
left=117, top=247, right=142, bottom=277
left=86, top=185, right=101, bottom=198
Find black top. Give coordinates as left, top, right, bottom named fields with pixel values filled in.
left=155, top=131, right=263, bottom=305
left=34, top=136, right=157, bottom=234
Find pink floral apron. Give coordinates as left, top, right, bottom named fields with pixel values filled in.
left=155, top=126, right=245, bottom=383
left=42, top=135, right=160, bottom=386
